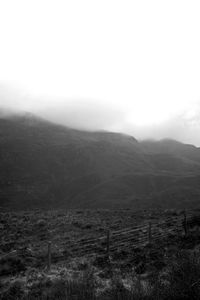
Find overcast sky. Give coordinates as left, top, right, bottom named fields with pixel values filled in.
left=0, top=1, right=200, bottom=145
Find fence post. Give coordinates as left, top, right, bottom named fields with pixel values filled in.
left=148, top=222, right=152, bottom=244
left=47, top=241, right=51, bottom=271
left=106, top=229, right=110, bottom=260
left=183, top=211, right=188, bottom=237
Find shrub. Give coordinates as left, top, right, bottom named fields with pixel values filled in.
left=0, top=255, right=26, bottom=276
left=2, top=250, right=200, bottom=300
left=26, top=270, right=96, bottom=300
left=36, top=219, right=46, bottom=227
left=147, top=250, right=200, bottom=300
left=0, top=280, right=25, bottom=300
left=187, top=215, right=200, bottom=229
left=162, top=251, right=200, bottom=300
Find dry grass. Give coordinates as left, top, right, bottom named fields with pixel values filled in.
left=1, top=250, right=200, bottom=300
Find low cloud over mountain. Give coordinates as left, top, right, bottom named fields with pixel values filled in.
left=1, top=83, right=200, bottom=146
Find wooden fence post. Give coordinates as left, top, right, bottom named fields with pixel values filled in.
left=106, top=229, right=110, bottom=260
left=148, top=222, right=152, bottom=244
left=48, top=241, right=51, bottom=271
left=183, top=211, right=188, bottom=237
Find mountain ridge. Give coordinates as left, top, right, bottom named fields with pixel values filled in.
left=1, top=112, right=200, bottom=210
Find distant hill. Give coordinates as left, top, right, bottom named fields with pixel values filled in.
left=1, top=112, right=200, bottom=210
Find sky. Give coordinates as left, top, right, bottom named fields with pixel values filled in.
left=0, top=0, right=200, bottom=145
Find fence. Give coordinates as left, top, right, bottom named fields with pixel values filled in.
left=46, top=211, right=200, bottom=268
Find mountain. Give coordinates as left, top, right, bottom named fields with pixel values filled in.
left=1, top=112, right=200, bottom=210
left=141, top=139, right=200, bottom=174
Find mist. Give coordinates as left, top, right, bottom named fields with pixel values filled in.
left=1, top=83, right=200, bottom=146
left=1, top=1, right=200, bottom=145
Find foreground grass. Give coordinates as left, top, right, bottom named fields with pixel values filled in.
left=1, top=250, right=200, bottom=300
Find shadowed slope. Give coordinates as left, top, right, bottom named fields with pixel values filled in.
left=1, top=113, right=200, bottom=210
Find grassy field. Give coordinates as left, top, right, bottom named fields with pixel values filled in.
left=1, top=209, right=200, bottom=299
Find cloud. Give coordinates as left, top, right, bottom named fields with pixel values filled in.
left=1, top=82, right=200, bottom=146
left=122, top=106, right=200, bottom=146
left=35, top=98, right=126, bottom=131
left=0, top=83, right=126, bottom=131
left=0, top=82, right=33, bottom=111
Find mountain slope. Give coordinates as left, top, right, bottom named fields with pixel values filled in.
left=0, top=114, right=151, bottom=210
left=1, top=113, right=200, bottom=210
left=141, top=139, right=200, bottom=164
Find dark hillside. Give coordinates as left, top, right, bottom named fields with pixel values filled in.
left=0, top=114, right=151, bottom=210
left=1, top=113, right=200, bottom=210
left=141, top=139, right=200, bottom=165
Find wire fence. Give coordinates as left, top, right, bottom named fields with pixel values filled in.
left=2, top=210, right=200, bottom=271
left=46, top=211, right=200, bottom=266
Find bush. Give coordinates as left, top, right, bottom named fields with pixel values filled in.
left=187, top=215, right=200, bottom=229
left=162, top=251, right=200, bottom=300
left=2, top=250, right=200, bottom=300
left=101, top=250, right=200, bottom=300
left=0, top=280, right=25, bottom=300
left=0, top=255, right=26, bottom=276
left=36, top=219, right=46, bottom=227
left=26, top=267, right=96, bottom=300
